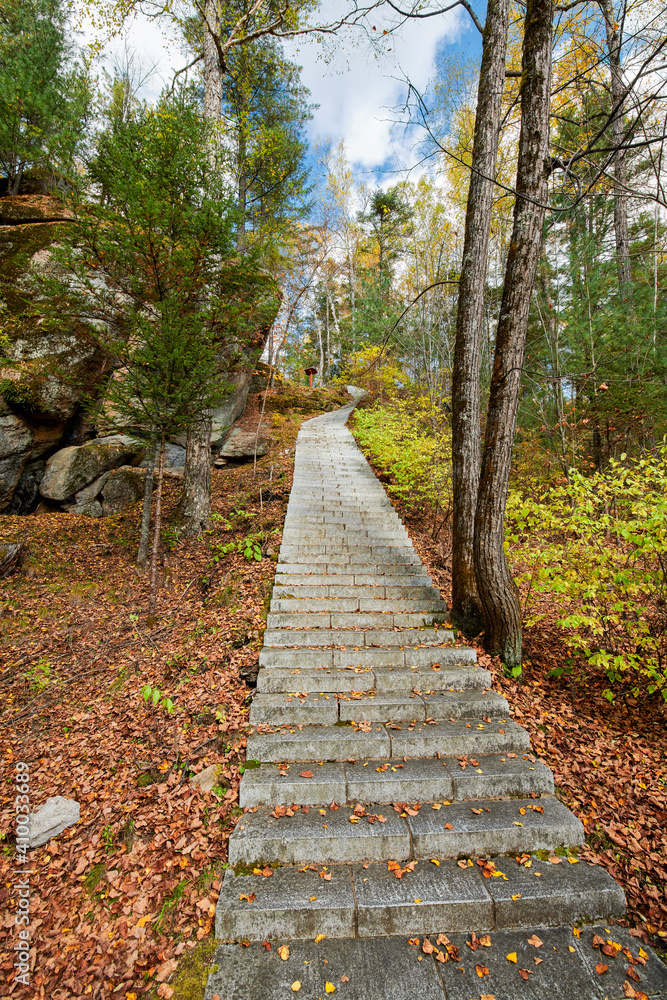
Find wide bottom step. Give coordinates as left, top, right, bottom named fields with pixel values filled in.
left=205, top=924, right=665, bottom=1000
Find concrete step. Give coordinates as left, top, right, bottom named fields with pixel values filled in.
left=269, top=598, right=449, bottom=613
left=239, top=753, right=554, bottom=808
left=273, top=574, right=435, bottom=588
left=272, top=585, right=444, bottom=600
left=227, top=796, right=583, bottom=866
left=206, top=923, right=667, bottom=1000
left=250, top=689, right=508, bottom=726
left=256, top=663, right=490, bottom=694
left=265, top=611, right=450, bottom=629
left=259, top=645, right=475, bottom=670
left=247, top=718, right=530, bottom=763
left=276, top=561, right=429, bottom=574
left=262, top=627, right=455, bottom=647
left=215, top=856, right=625, bottom=942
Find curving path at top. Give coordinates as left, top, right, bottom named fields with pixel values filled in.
left=205, top=404, right=667, bottom=1000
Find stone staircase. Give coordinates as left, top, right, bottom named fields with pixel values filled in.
left=205, top=404, right=667, bottom=1000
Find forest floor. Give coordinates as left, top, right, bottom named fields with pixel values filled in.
left=0, top=388, right=348, bottom=1000
left=383, top=477, right=667, bottom=964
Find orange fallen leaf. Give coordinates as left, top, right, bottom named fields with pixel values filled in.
left=595, top=963, right=609, bottom=975
left=527, top=935, right=543, bottom=947
left=300, top=770, right=314, bottom=778
left=519, top=969, right=532, bottom=980
left=239, top=893, right=256, bottom=903
left=475, top=964, right=490, bottom=977
left=506, top=952, right=518, bottom=963
left=277, top=945, right=290, bottom=961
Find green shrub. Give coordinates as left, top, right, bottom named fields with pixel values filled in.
left=506, top=449, right=667, bottom=701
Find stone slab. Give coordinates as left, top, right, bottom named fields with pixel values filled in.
left=422, top=689, right=509, bottom=719
left=406, top=797, right=584, bottom=858
left=404, top=646, right=477, bottom=666
left=486, top=856, right=626, bottom=928
left=577, top=924, right=667, bottom=998
left=388, top=719, right=531, bottom=758
left=257, top=666, right=375, bottom=694
left=353, top=860, right=493, bottom=937
left=250, top=693, right=339, bottom=726
left=247, top=724, right=390, bottom=763
left=435, top=926, right=608, bottom=1000
left=339, top=693, right=425, bottom=723
left=239, top=762, right=347, bottom=808
left=266, top=613, right=332, bottom=628
left=205, top=936, right=447, bottom=1000
left=215, top=865, right=355, bottom=941
left=259, top=649, right=334, bottom=668
left=345, top=757, right=454, bottom=804
left=374, top=665, right=490, bottom=692
left=271, top=599, right=360, bottom=612
left=228, top=804, right=410, bottom=865
left=449, top=753, right=554, bottom=799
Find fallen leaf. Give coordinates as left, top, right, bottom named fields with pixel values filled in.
left=519, top=969, right=532, bottom=980
left=291, top=983, right=301, bottom=993
left=239, top=893, right=256, bottom=903
left=277, top=945, right=290, bottom=961
left=315, top=934, right=326, bottom=943
left=595, top=963, right=609, bottom=975
left=422, top=939, right=435, bottom=954
left=325, top=982, right=335, bottom=993
left=341, top=976, right=349, bottom=983
left=527, top=935, right=543, bottom=947
left=475, top=964, right=490, bottom=977
left=506, top=952, right=518, bottom=963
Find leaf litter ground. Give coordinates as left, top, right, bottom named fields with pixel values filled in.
left=0, top=400, right=325, bottom=999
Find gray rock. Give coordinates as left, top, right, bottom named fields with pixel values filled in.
left=75, top=472, right=110, bottom=503
left=29, top=795, right=80, bottom=847
left=190, top=764, right=223, bottom=793
left=5, top=457, right=45, bottom=514
left=100, top=466, right=145, bottom=515
left=40, top=435, right=139, bottom=501
left=164, top=442, right=185, bottom=468
left=210, top=372, right=253, bottom=449
left=219, top=427, right=271, bottom=460
left=77, top=500, right=103, bottom=518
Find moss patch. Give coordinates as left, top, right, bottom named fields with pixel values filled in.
left=152, top=936, right=219, bottom=1000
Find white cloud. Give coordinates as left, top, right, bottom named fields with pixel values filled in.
left=80, top=4, right=474, bottom=184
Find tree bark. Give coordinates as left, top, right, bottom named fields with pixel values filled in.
left=451, top=0, right=509, bottom=635
left=599, top=0, right=633, bottom=292
left=137, top=435, right=156, bottom=566
left=474, top=0, right=554, bottom=669
left=180, top=416, right=212, bottom=536
left=203, top=0, right=222, bottom=121
left=148, top=430, right=165, bottom=625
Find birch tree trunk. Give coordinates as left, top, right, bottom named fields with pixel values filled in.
left=137, top=434, right=156, bottom=566
left=179, top=0, right=219, bottom=535
left=450, top=0, right=509, bottom=635
left=148, top=430, right=166, bottom=625
left=474, top=0, right=554, bottom=669
left=599, top=0, right=633, bottom=292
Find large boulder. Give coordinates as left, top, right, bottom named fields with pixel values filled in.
left=40, top=435, right=139, bottom=501
left=0, top=195, right=110, bottom=511
left=219, top=427, right=271, bottom=460
left=100, top=466, right=145, bottom=515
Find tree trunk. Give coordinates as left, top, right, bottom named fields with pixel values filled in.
left=474, top=0, right=554, bottom=670
left=148, top=431, right=165, bottom=625
left=180, top=415, right=212, bottom=536
left=203, top=0, right=222, bottom=121
left=137, top=435, right=156, bottom=566
left=599, top=0, right=633, bottom=292
left=451, top=0, right=509, bottom=635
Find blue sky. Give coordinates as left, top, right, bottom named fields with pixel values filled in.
left=88, top=1, right=485, bottom=189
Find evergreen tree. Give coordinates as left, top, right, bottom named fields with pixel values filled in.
left=0, top=0, right=91, bottom=194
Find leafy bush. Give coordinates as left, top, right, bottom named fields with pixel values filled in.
left=352, top=398, right=452, bottom=530
left=506, top=450, right=667, bottom=701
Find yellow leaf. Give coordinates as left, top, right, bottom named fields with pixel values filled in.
left=278, top=945, right=290, bottom=961
left=325, top=982, right=335, bottom=993
left=568, top=946, right=576, bottom=953
left=572, top=928, right=580, bottom=937
left=310, top=896, right=317, bottom=902
left=507, top=952, right=518, bottom=963
left=513, top=822, right=523, bottom=827
left=315, top=934, right=326, bottom=943
left=431, top=859, right=440, bottom=866
left=414, top=898, right=422, bottom=903
left=568, top=857, right=580, bottom=864
left=291, top=982, right=301, bottom=992
left=512, top=893, right=522, bottom=900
